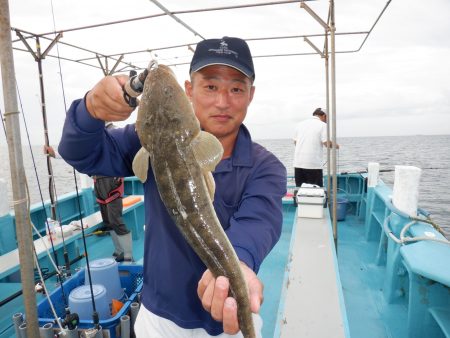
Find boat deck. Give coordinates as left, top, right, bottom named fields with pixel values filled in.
left=338, top=214, right=408, bottom=338
left=278, top=208, right=348, bottom=338
left=0, top=202, right=296, bottom=338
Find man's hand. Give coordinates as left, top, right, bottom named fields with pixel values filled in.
left=85, top=75, right=135, bottom=122
left=44, top=145, right=55, bottom=158
left=197, top=262, right=263, bottom=335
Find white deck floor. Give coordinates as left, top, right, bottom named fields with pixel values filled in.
left=280, top=209, right=347, bottom=338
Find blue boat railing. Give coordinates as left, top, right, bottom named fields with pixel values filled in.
left=1, top=174, right=449, bottom=338
left=361, top=178, right=450, bottom=338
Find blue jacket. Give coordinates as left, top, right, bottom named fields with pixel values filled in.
left=59, top=98, right=287, bottom=335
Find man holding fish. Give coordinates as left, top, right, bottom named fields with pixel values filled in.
left=59, top=37, right=286, bottom=337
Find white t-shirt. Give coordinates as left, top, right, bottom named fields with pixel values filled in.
left=293, top=116, right=327, bottom=169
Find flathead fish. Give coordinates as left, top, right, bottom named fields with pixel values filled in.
left=132, top=64, right=256, bottom=338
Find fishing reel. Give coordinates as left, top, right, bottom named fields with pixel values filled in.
left=123, top=60, right=157, bottom=107
left=123, top=69, right=148, bottom=108
left=59, top=307, right=79, bottom=330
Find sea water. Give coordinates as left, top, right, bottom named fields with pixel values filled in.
left=0, top=134, right=449, bottom=237
left=258, top=134, right=450, bottom=238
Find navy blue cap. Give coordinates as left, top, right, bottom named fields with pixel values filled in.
left=189, top=37, right=255, bottom=80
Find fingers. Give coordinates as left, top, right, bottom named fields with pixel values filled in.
left=223, top=297, right=239, bottom=335
left=198, top=266, right=264, bottom=335
left=249, top=281, right=264, bottom=313
left=240, top=262, right=264, bottom=313
left=197, top=270, right=213, bottom=300
left=210, top=276, right=229, bottom=321
left=86, top=75, right=135, bottom=121
left=198, top=271, right=230, bottom=321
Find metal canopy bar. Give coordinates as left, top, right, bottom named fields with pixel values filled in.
left=33, top=0, right=307, bottom=37
left=41, top=32, right=63, bottom=59
left=57, top=31, right=370, bottom=63
left=149, top=0, right=205, bottom=40
left=300, top=1, right=329, bottom=30
left=7, top=0, right=391, bottom=78
left=356, top=0, right=392, bottom=52
left=304, top=37, right=324, bottom=57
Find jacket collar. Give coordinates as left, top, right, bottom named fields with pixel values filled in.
left=214, top=124, right=253, bottom=173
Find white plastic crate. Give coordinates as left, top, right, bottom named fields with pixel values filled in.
left=296, top=187, right=326, bottom=219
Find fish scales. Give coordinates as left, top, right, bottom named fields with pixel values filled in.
left=135, top=64, right=256, bottom=338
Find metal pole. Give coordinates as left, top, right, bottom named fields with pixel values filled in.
left=330, top=0, right=338, bottom=249
left=325, top=31, right=331, bottom=200
left=36, top=36, right=57, bottom=220
left=0, top=0, right=40, bottom=336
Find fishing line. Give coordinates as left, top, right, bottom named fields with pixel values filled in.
left=45, top=0, right=80, bottom=279
left=0, top=107, right=7, bottom=139
left=49, top=0, right=100, bottom=325
left=15, top=80, right=71, bottom=309
left=15, top=81, right=62, bottom=268
left=33, top=246, right=66, bottom=335
left=72, top=170, right=100, bottom=327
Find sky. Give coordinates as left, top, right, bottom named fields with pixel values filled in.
left=1, top=0, right=450, bottom=146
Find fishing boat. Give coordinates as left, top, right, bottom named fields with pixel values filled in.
left=1, top=1, right=449, bottom=337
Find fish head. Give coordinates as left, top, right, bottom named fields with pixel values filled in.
left=136, top=64, right=201, bottom=153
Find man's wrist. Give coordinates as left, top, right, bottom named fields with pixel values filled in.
left=84, top=91, right=99, bottom=120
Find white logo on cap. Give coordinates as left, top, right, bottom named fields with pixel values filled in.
left=208, top=41, right=238, bottom=58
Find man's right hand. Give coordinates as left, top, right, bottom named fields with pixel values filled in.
left=85, top=75, right=135, bottom=122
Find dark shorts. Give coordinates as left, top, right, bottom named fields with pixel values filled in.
left=294, top=168, right=324, bottom=187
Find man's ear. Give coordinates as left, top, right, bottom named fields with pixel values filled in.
left=184, top=80, right=193, bottom=100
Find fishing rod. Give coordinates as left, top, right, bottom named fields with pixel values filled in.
left=0, top=254, right=84, bottom=307
left=123, top=60, right=158, bottom=107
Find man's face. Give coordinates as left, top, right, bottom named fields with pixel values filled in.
left=185, top=65, right=255, bottom=141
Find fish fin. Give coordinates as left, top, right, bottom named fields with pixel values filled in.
left=203, top=172, right=216, bottom=201
left=132, top=147, right=150, bottom=183
left=191, top=131, right=223, bottom=172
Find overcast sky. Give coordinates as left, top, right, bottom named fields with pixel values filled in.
left=1, top=0, right=450, bottom=146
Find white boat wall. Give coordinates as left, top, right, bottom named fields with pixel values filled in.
left=1, top=1, right=449, bottom=338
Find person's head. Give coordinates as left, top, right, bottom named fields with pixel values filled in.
left=313, top=108, right=327, bottom=123
left=185, top=37, right=255, bottom=144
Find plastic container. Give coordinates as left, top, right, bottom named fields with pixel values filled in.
left=85, top=258, right=124, bottom=303
left=296, top=187, right=326, bottom=218
left=38, top=264, right=143, bottom=337
left=336, top=198, right=349, bottom=221
left=68, top=284, right=110, bottom=320
left=46, top=218, right=58, bottom=242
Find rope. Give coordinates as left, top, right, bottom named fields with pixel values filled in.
left=383, top=213, right=450, bottom=246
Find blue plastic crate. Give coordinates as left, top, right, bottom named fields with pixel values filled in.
left=37, top=264, right=143, bottom=336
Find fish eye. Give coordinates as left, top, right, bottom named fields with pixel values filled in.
left=163, top=86, right=174, bottom=97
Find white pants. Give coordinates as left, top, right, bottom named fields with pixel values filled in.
left=134, top=304, right=263, bottom=338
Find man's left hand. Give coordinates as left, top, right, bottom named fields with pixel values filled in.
left=197, top=262, right=263, bottom=334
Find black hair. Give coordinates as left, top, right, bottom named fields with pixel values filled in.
left=313, top=108, right=326, bottom=116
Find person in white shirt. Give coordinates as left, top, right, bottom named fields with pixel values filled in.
left=293, top=108, right=338, bottom=187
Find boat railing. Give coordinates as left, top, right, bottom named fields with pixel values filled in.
left=362, top=181, right=450, bottom=338
left=0, top=181, right=145, bottom=281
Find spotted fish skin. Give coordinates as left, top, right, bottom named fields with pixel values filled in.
left=134, top=64, right=256, bottom=338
